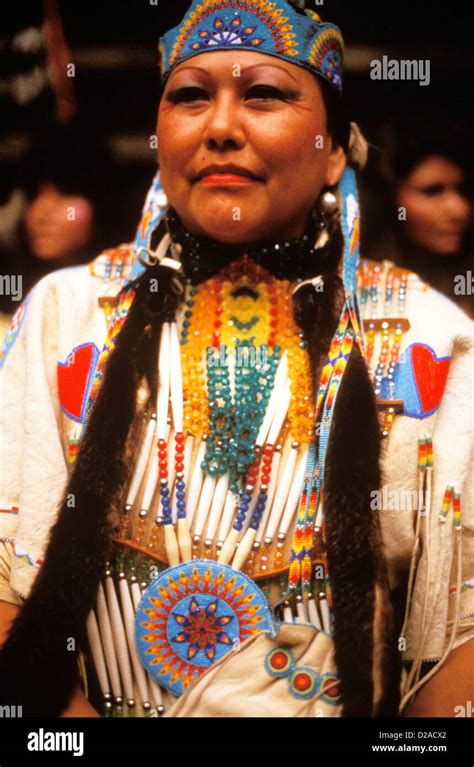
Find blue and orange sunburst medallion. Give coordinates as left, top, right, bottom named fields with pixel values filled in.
left=189, top=15, right=265, bottom=53
left=135, top=560, right=273, bottom=696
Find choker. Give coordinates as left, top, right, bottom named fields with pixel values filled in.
left=164, top=208, right=322, bottom=284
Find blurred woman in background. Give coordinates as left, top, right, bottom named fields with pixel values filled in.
left=0, top=122, right=141, bottom=337
left=365, top=117, right=473, bottom=318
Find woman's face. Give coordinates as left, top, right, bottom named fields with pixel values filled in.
left=396, top=155, right=471, bottom=256
left=157, top=51, right=345, bottom=244
left=25, top=182, right=94, bottom=261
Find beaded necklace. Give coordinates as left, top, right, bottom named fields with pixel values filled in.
left=102, top=170, right=364, bottom=584
left=181, top=255, right=314, bottom=496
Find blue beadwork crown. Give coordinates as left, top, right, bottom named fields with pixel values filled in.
left=158, top=0, right=344, bottom=93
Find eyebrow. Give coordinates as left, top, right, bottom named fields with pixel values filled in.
left=168, top=62, right=299, bottom=84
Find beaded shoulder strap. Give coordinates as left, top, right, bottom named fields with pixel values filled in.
left=288, top=308, right=355, bottom=597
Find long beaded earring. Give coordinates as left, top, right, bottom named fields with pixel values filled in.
left=291, top=189, right=340, bottom=297
left=131, top=170, right=182, bottom=280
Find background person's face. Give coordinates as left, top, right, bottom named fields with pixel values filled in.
left=25, top=182, right=94, bottom=261
left=157, top=51, right=345, bottom=244
left=396, top=155, right=471, bottom=256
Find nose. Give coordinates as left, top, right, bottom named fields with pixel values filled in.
left=32, top=183, right=60, bottom=214
left=201, top=92, right=246, bottom=150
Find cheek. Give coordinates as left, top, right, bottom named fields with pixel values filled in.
left=158, top=109, right=196, bottom=170
left=157, top=110, right=200, bottom=202
left=69, top=198, right=94, bottom=228
left=457, top=198, right=472, bottom=222
left=57, top=199, right=93, bottom=245
left=253, top=113, right=329, bottom=186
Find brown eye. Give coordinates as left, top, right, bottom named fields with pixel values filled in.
left=167, top=87, right=208, bottom=103
left=420, top=184, right=444, bottom=197
left=246, top=85, right=286, bottom=101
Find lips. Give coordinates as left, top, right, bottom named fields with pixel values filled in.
left=199, top=174, right=256, bottom=185
left=194, top=164, right=261, bottom=182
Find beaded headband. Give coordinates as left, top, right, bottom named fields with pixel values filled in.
left=158, top=0, right=344, bottom=93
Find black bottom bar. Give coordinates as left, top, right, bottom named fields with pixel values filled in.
left=0, top=716, right=473, bottom=765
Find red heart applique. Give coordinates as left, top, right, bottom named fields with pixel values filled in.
left=57, top=343, right=99, bottom=422
left=411, top=344, right=451, bottom=415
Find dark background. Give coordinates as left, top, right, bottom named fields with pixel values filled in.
left=56, top=0, right=473, bottom=145
left=52, top=0, right=474, bottom=133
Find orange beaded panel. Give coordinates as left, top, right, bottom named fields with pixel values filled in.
left=181, top=255, right=314, bottom=443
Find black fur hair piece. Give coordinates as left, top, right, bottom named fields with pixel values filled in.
left=324, top=341, right=383, bottom=716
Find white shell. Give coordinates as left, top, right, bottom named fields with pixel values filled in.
left=96, top=583, right=122, bottom=699
left=86, top=609, right=111, bottom=698
left=118, top=578, right=150, bottom=706
left=105, top=575, right=134, bottom=702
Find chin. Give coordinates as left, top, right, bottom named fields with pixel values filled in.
left=432, top=242, right=462, bottom=257
left=32, top=247, right=63, bottom=261
left=203, top=228, right=262, bottom=244
left=185, top=211, right=267, bottom=245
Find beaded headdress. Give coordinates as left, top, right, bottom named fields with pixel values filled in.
left=158, top=0, right=344, bottom=93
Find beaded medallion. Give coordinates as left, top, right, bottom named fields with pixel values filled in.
left=135, top=560, right=273, bottom=696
